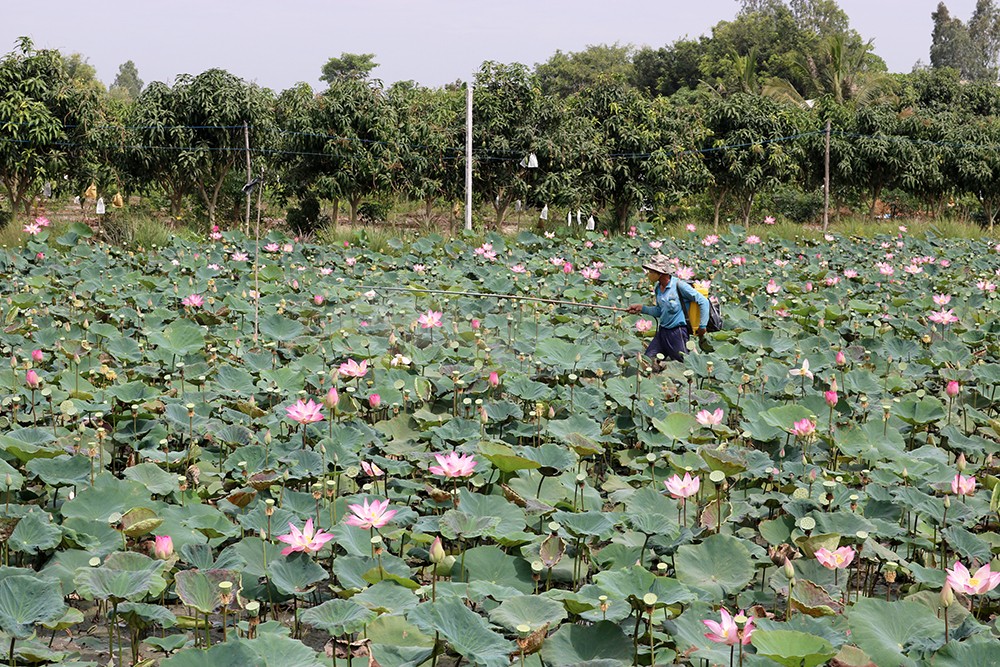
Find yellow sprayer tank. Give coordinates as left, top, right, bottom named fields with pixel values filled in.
left=687, top=282, right=710, bottom=334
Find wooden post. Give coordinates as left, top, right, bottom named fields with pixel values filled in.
left=823, top=119, right=831, bottom=232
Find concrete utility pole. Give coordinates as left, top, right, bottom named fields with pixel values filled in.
left=465, top=82, right=473, bottom=231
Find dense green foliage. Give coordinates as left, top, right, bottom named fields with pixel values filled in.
left=8, top=2, right=1000, bottom=233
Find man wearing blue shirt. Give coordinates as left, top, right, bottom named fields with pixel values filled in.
left=627, top=254, right=710, bottom=363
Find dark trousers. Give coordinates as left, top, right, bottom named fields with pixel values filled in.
left=645, top=325, right=689, bottom=363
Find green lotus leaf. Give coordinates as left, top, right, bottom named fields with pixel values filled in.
left=751, top=629, right=837, bottom=667
left=847, top=598, right=941, bottom=667
left=675, top=534, right=755, bottom=601
left=540, top=620, right=631, bottom=666
left=300, top=598, right=375, bottom=636
left=0, top=574, right=65, bottom=639
left=488, top=594, right=567, bottom=632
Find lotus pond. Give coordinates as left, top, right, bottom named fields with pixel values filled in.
left=1, top=221, right=1000, bottom=666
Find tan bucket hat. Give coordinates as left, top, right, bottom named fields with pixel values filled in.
left=642, top=254, right=673, bottom=274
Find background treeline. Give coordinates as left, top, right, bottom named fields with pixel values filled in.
left=6, top=0, right=1000, bottom=235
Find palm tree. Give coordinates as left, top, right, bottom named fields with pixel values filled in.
left=764, top=34, right=894, bottom=106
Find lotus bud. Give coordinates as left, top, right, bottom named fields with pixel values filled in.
left=946, top=380, right=959, bottom=398
left=153, top=535, right=173, bottom=559
left=488, top=371, right=500, bottom=388
left=941, top=581, right=954, bottom=607
left=956, top=453, right=966, bottom=472
left=369, top=393, right=381, bottom=409
left=324, top=387, right=339, bottom=410
left=429, top=536, right=446, bottom=564
left=784, top=558, right=795, bottom=579
left=25, top=369, right=40, bottom=389
left=835, top=350, right=846, bottom=366
left=31, top=349, right=43, bottom=363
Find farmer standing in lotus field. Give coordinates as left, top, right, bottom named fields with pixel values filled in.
left=627, top=254, right=710, bottom=363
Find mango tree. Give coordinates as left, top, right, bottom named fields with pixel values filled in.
left=570, top=79, right=709, bottom=230
left=0, top=37, right=98, bottom=219
left=388, top=83, right=464, bottom=223
left=170, top=68, right=275, bottom=226
left=700, top=93, right=806, bottom=228
left=280, top=78, right=399, bottom=225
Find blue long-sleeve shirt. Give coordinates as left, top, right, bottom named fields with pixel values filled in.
left=641, top=276, right=710, bottom=330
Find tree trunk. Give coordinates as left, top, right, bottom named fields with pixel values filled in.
left=350, top=197, right=362, bottom=225
left=615, top=199, right=632, bottom=233
left=868, top=181, right=883, bottom=220
left=711, top=187, right=728, bottom=232
left=741, top=192, right=755, bottom=226
left=331, top=198, right=339, bottom=224
left=424, top=197, right=434, bottom=221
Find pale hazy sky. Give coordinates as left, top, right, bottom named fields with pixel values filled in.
left=2, top=1, right=980, bottom=91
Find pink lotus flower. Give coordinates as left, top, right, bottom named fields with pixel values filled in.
left=471, top=319, right=481, bottom=329
left=843, top=269, right=858, bottom=278
left=510, top=264, right=527, bottom=274
left=153, top=535, right=173, bottom=560
left=277, top=519, right=334, bottom=556
left=731, top=256, right=746, bottom=267
left=763, top=216, right=776, bottom=225
left=703, top=608, right=753, bottom=646
left=182, top=294, right=204, bottom=308
left=978, top=280, right=997, bottom=293
left=31, top=349, right=43, bottom=363
left=550, top=256, right=565, bottom=266
left=686, top=224, right=697, bottom=232
left=26, top=369, right=40, bottom=389
left=345, top=257, right=357, bottom=267
left=790, top=418, right=816, bottom=438
left=231, top=251, right=249, bottom=262
left=765, top=279, right=780, bottom=295
left=635, top=319, right=654, bottom=333
left=339, top=359, right=369, bottom=378
left=286, top=399, right=325, bottom=425
left=649, top=241, right=663, bottom=249
left=702, top=235, right=720, bottom=247
left=584, top=240, right=594, bottom=248
left=22, top=223, right=42, bottom=235
left=825, top=276, right=840, bottom=286
left=696, top=409, right=724, bottom=427
left=928, top=309, right=959, bottom=325
left=413, top=264, right=426, bottom=273
left=815, top=546, right=855, bottom=569
left=835, top=350, right=847, bottom=366
left=933, top=294, right=951, bottom=306
left=946, top=561, right=1000, bottom=595
left=824, top=390, right=838, bottom=408
left=35, top=216, right=50, bottom=228
left=945, top=381, right=960, bottom=398
left=627, top=226, right=637, bottom=238
left=562, top=262, right=574, bottom=274
left=345, top=498, right=397, bottom=530
left=368, top=393, right=381, bottom=409
left=676, top=266, right=695, bottom=280
left=745, top=235, right=761, bottom=245
left=951, top=473, right=976, bottom=496
left=488, top=371, right=500, bottom=388
left=313, top=294, right=324, bottom=306
left=429, top=452, right=477, bottom=478
left=418, top=310, right=443, bottom=329
left=664, top=472, right=700, bottom=499
left=581, top=267, right=600, bottom=280
left=264, top=243, right=280, bottom=252
left=361, top=461, right=384, bottom=477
